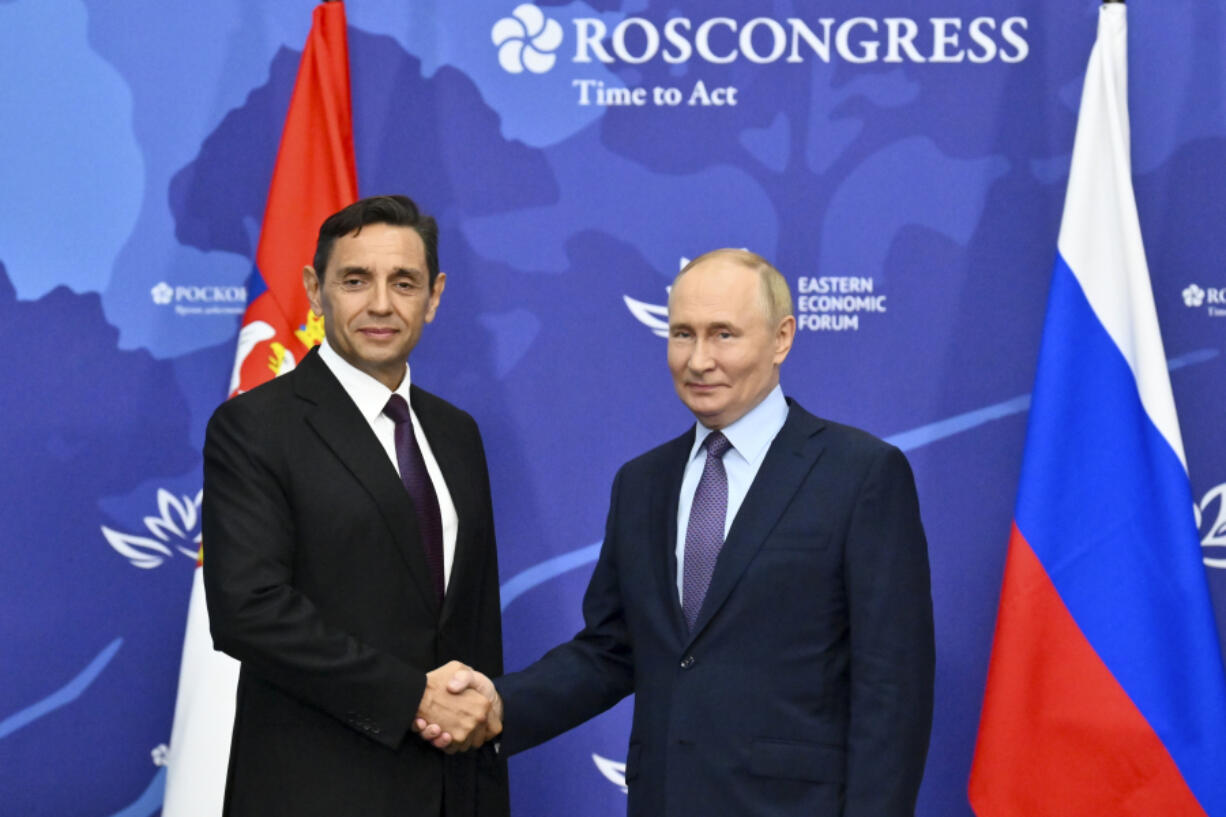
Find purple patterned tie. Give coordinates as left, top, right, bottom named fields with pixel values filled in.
left=383, top=395, right=445, bottom=604
left=682, top=431, right=731, bottom=631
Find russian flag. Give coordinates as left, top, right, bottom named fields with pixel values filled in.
left=969, top=4, right=1226, bottom=816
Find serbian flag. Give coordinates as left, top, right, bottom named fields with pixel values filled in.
left=968, top=4, right=1226, bottom=816
left=163, top=2, right=356, bottom=813
left=227, top=0, right=357, bottom=397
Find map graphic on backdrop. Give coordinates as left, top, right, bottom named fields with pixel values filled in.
left=2, top=1, right=1225, bottom=815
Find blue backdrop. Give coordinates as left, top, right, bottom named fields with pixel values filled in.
left=2, top=1, right=1225, bottom=814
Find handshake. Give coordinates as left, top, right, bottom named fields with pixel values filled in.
left=413, top=661, right=502, bottom=753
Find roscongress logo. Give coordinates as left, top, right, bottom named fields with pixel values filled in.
left=1181, top=282, right=1226, bottom=317
left=492, top=6, right=1030, bottom=74
left=151, top=281, right=247, bottom=316
left=151, top=281, right=174, bottom=305
left=493, top=4, right=564, bottom=74
left=1183, top=283, right=1206, bottom=308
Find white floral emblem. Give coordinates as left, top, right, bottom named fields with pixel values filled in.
left=151, top=282, right=174, bottom=305
left=151, top=743, right=169, bottom=767
left=102, top=488, right=202, bottom=569
left=623, top=291, right=670, bottom=338
left=625, top=257, right=693, bottom=338
left=591, top=753, right=628, bottom=793
left=1183, top=284, right=1205, bottom=308
left=492, top=4, right=563, bottom=74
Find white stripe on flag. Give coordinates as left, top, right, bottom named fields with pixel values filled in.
left=162, top=566, right=240, bottom=816
left=1056, top=5, right=1187, bottom=470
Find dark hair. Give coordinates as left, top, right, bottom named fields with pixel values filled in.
left=312, top=195, right=440, bottom=287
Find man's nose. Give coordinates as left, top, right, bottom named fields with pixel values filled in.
left=368, top=281, right=393, bottom=313
left=688, top=338, right=715, bottom=372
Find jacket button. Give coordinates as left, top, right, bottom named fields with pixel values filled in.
left=680, top=655, right=695, bottom=669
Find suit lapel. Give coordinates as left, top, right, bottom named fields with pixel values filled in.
left=293, top=349, right=440, bottom=619
left=686, top=402, right=827, bottom=643
left=651, top=430, right=694, bottom=644
left=410, top=386, right=477, bottom=629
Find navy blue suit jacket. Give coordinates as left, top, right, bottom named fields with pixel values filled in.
left=497, top=399, right=934, bottom=817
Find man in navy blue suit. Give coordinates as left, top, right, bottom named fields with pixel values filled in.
left=424, top=249, right=934, bottom=816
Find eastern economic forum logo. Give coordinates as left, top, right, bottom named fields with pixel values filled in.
left=492, top=4, right=1030, bottom=75
left=623, top=258, right=885, bottom=335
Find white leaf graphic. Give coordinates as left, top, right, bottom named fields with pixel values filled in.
left=521, top=46, right=556, bottom=74
left=491, top=17, right=525, bottom=46
left=592, top=753, right=628, bottom=794
left=533, top=18, right=563, bottom=52
left=498, top=40, right=526, bottom=74
left=143, top=489, right=195, bottom=541
left=102, top=525, right=172, bottom=569
left=623, top=294, right=670, bottom=338
left=105, top=488, right=204, bottom=569
left=512, top=3, right=544, bottom=37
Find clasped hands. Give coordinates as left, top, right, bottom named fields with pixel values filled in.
left=413, top=660, right=502, bottom=753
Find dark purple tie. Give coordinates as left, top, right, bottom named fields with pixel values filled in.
left=383, top=394, right=444, bottom=603
left=682, top=431, right=731, bottom=631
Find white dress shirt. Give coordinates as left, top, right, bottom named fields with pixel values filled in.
left=318, top=339, right=458, bottom=589
left=675, top=384, right=789, bottom=602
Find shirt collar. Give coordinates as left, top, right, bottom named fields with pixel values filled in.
left=689, top=384, right=788, bottom=463
left=317, top=338, right=412, bottom=424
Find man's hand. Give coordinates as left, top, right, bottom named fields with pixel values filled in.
left=415, top=661, right=500, bottom=753
left=413, top=663, right=503, bottom=751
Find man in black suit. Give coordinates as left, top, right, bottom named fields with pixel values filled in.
left=203, top=195, right=508, bottom=817
left=428, top=249, right=934, bottom=816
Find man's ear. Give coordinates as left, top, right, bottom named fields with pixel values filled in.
left=303, top=266, right=323, bottom=315
left=425, top=272, right=447, bottom=324
left=773, top=315, right=796, bottom=366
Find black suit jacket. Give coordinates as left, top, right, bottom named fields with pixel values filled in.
left=202, top=347, right=509, bottom=817
left=497, top=400, right=934, bottom=817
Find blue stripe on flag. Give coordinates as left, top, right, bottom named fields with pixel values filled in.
left=245, top=264, right=268, bottom=302
left=1015, top=252, right=1226, bottom=813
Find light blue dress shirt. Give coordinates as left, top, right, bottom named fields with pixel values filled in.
left=675, top=384, right=789, bottom=603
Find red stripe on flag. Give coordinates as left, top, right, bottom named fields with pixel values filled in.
left=968, top=524, right=1204, bottom=816
left=234, top=0, right=357, bottom=396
